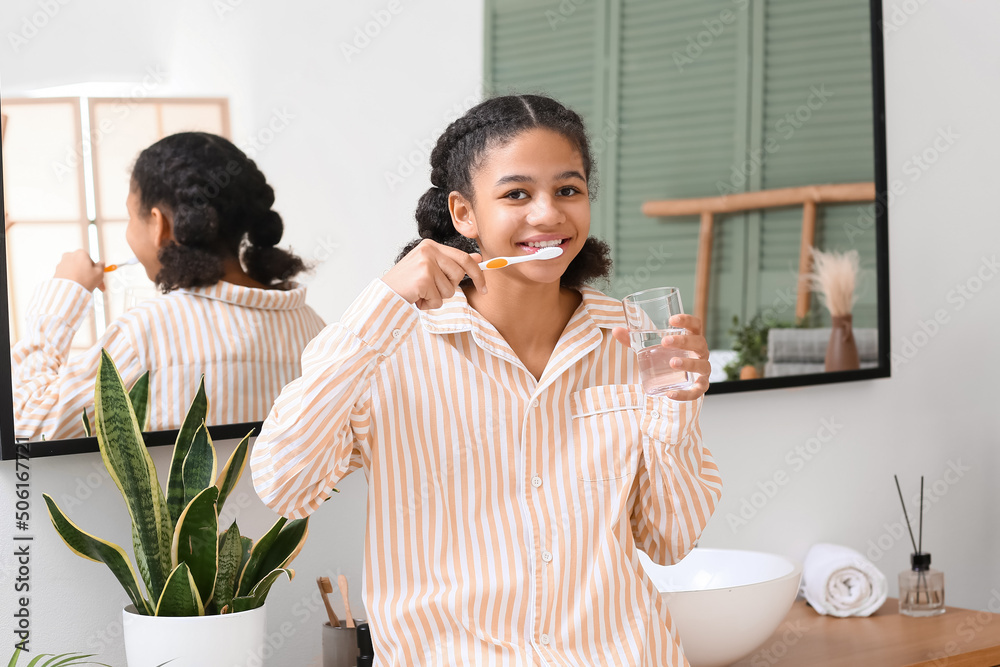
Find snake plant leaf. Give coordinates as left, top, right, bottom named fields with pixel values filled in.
left=215, top=430, right=251, bottom=515
left=155, top=562, right=204, bottom=617
left=43, top=494, right=152, bottom=616
left=166, top=378, right=208, bottom=524
left=181, top=423, right=217, bottom=509
left=31, top=655, right=113, bottom=667
left=94, top=350, right=172, bottom=602
left=248, top=519, right=309, bottom=590
left=7, top=646, right=114, bottom=666
left=237, top=536, right=252, bottom=588
left=236, top=516, right=285, bottom=596
left=213, top=521, right=243, bottom=614
left=171, top=486, right=219, bottom=604
left=130, top=521, right=151, bottom=602
left=6, top=652, right=113, bottom=667
left=128, top=371, right=151, bottom=432
left=230, top=568, right=294, bottom=613
left=80, top=408, right=92, bottom=437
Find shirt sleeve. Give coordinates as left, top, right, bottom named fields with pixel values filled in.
left=11, top=279, right=144, bottom=441
left=250, top=278, right=421, bottom=520
left=629, top=395, right=723, bottom=566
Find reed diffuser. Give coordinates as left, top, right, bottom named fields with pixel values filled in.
left=808, top=247, right=861, bottom=372
left=894, top=475, right=945, bottom=617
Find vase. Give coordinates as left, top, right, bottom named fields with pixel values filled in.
left=122, top=604, right=267, bottom=667
left=825, top=314, right=860, bottom=372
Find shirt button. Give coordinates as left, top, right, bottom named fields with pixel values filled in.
left=531, top=398, right=539, bottom=408
left=391, top=328, right=402, bottom=339
left=541, top=550, right=553, bottom=563
left=531, top=475, right=542, bottom=488
left=650, top=409, right=660, bottom=419
left=540, top=634, right=550, bottom=646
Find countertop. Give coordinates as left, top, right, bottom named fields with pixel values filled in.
left=730, top=598, right=1000, bottom=667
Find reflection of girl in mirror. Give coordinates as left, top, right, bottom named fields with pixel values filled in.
left=12, top=132, right=325, bottom=441
left=251, top=95, right=721, bottom=666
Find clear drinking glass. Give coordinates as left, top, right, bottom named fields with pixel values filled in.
left=622, top=287, right=693, bottom=396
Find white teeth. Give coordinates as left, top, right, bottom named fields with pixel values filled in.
left=523, top=240, right=564, bottom=248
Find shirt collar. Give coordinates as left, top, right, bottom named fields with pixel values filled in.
left=418, top=284, right=627, bottom=336
left=177, top=281, right=308, bottom=311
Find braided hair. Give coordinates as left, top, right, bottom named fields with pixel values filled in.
left=130, top=132, right=306, bottom=292
left=396, top=94, right=611, bottom=289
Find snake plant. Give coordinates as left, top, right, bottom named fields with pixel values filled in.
left=43, top=350, right=308, bottom=616
left=6, top=649, right=112, bottom=666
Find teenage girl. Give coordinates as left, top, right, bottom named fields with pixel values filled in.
left=12, top=132, right=325, bottom=441
left=251, top=95, right=721, bottom=666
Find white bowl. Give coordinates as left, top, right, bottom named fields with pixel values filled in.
left=638, top=548, right=801, bottom=667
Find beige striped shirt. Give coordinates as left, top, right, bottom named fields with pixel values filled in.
left=251, top=279, right=722, bottom=667
left=12, top=278, right=325, bottom=441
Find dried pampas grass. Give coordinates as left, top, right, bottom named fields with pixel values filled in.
left=807, top=247, right=859, bottom=317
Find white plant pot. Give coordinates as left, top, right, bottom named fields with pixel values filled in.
left=122, top=604, right=267, bottom=667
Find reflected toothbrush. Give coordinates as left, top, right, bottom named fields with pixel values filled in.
left=478, top=246, right=564, bottom=270
left=104, top=257, right=139, bottom=273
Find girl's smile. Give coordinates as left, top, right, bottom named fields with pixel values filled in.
left=517, top=235, right=572, bottom=253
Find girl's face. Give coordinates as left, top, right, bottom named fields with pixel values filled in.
left=125, top=188, right=167, bottom=282
left=452, top=127, right=590, bottom=286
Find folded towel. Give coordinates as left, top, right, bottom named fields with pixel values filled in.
left=800, top=543, right=888, bottom=617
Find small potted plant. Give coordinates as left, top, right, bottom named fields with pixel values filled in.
left=43, top=351, right=308, bottom=667
left=723, top=314, right=804, bottom=380
left=724, top=314, right=772, bottom=380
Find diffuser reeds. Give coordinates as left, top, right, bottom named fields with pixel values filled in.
left=894, top=474, right=945, bottom=616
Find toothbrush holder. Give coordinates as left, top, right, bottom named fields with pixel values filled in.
left=322, top=621, right=362, bottom=667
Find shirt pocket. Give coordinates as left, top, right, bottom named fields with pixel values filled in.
left=570, top=385, right=644, bottom=482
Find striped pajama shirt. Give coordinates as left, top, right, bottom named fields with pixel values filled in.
left=12, top=278, right=325, bottom=441
left=251, top=278, right=722, bottom=666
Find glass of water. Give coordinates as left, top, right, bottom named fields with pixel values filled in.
left=622, top=287, right=693, bottom=395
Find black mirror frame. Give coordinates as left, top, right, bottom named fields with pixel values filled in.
left=0, top=0, right=889, bottom=459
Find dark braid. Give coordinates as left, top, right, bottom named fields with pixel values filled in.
left=131, top=132, right=307, bottom=292
left=397, top=94, right=611, bottom=290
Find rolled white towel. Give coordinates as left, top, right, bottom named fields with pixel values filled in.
left=800, top=543, right=888, bottom=617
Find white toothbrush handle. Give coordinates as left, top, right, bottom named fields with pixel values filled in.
left=477, top=255, right=535, bottom=270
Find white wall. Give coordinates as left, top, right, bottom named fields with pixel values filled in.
left=2, top=0, right=999, bottom=664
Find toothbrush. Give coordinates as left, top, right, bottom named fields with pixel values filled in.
left=104, top=257, right=139, bottom=272
left=316, top=577, right=341, bottom=628
left=478, top=246, right=564, bottom=270
left=337, top=575, right=355, bottom=628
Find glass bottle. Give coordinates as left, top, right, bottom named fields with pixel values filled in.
left=899, top=552, right=945, bottom=617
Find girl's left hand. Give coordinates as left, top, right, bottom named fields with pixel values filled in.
left=612, top=313, right=712, bottom=400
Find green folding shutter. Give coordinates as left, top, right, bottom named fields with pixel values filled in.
left=753, top=0, right=877, bottom=328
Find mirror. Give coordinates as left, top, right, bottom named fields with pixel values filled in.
left=482, top=0, right=889, bottom=391
left=0, top=0, right=888, bottom=460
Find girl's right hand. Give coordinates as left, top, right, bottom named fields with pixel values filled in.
left=382, top=239, right=487, bottom=310
left=54, top=249, right=105, bottom=292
